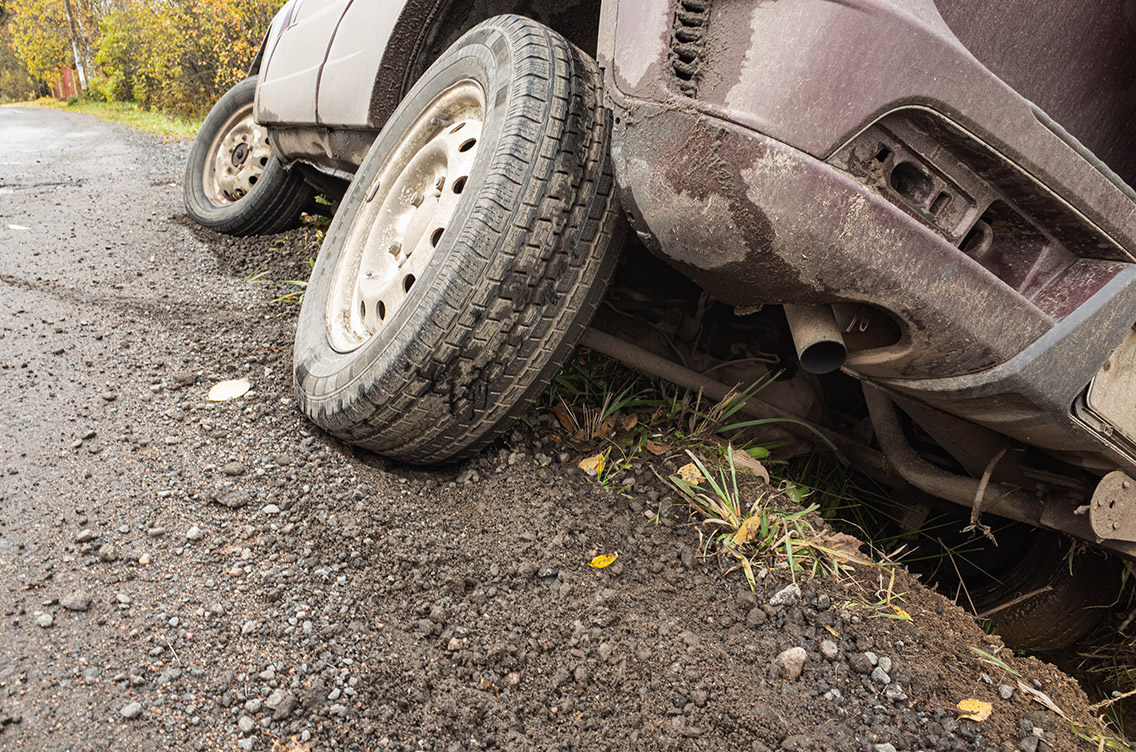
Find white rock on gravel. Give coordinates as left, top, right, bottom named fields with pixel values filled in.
left=185, top=525, right=203, bottom=541
left=768, top=583, right=800, bottom=606
left=772, top=646, right=807, bottom=680
left=120, top=702, right=142, bottom=719
left=34, top=612, right=53, bottom=628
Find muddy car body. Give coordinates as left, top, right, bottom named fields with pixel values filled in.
left=185, top=0, right=1136, bottom=644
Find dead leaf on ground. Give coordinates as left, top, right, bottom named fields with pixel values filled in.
left=890, top=604, right=913, bottom=623
left=589, top=553, right=618, bottom=569
left=645, top=440, right=669, bottom=456
left=731, top=447, right=770, bottom=483
left=548, top=406, right=577, bottom=432
left=813, top=531, right=864, bottom=561
left=207, top=377, right=250, bottom=401
left=733, top=516, right=763, bottom=546
left=618, top=413, right=638, bottom=431
left=269, top=736, right=312, bottom=752
left=676, top=462, right=704, bottom=485
left=578, top=453, right=605, bottom=476
left=957, top=698, right=992, bottom=722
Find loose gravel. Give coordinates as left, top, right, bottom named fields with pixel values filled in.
left=0, top=105, right=1120, bottom=752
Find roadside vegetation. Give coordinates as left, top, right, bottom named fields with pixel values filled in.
left=33, top=96, right=201, bottom=137
left=0, top=0, right=279, bottom=117
left=537, top=346, right=1136, bottom=743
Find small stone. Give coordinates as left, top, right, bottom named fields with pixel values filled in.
left=999, top=684, right=1014, bottom=700
left=116, top=592, right=131, bottom=605
left=97, top=544, right=118, bottom=562
left=138, top=553, right=151, bottom=566
left=772, top=647, right=807, bottom=680
left=34, top=612, right=53, bottom=628
left=262, top=504, right=280, bottom=515
left=848, top=652, right=874, bottom=675
left=120, top=702, right=142, bottom=719
left=864, top=651, right=879, bottom=666
left=222, top=462, right=246, bottom=477
left=768, top=583, right=801, bottom=606
left=1019, top=737, right=1040, bottom=752
left=75, top=528, right=96, bottom=543
left=877, top=655, right=892, bottom=673
left=746, top=606, right=767, bottom=627
left=101, top=391, right=118, bottom=402
left=186, top=526, right=202, bottom=541
left=873, top=745, right=897, bottom=752
left=238, top=715, right=255, bottom=734
left=61, top=591, right=92, bottom=612
left=870, top=666, right=891, bottom=685
left=271, top=692, right=297, bottom=720
left=820, top=640, right=838, bottom=660
left=237, top=737, right=255, bottom=751
left=884, top=683, right=907, bottom=702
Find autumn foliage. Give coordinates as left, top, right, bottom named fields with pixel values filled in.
left=3, top=0, right=282, bottom=115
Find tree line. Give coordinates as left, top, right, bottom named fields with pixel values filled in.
left=0, top=0, right=281, bottom=115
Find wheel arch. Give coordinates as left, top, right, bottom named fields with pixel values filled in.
left=367, top=0, right=604, bottom=130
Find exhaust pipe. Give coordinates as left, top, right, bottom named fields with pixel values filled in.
left=782, top=304, right=847, bottom=374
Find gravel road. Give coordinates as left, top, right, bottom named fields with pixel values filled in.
left=0, top=106, right=1120, bottom=752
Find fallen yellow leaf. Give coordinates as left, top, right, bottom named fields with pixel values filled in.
left=733, top=516, right=762, bottom=546
left=645, top=440, right=669, bottom=456
left=891, top=604, right=913, bottom=622
left=677, top=462, right=704, bottom=485
left=589, top=553, right=618, bottom=569
left=957, top=698, right=992, bottom=722
left=578, top=453, right=605, bottom=476
left=822, top=623, right=840, bottom=638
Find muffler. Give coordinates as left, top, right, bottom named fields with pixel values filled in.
left=782, top=304, right=847, bottom=374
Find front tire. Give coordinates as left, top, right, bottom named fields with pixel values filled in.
left=184, top=77, right=312, bottom=236
left=294, top=15, right=622, bottom=464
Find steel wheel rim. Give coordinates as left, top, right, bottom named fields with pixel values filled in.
left=326, top=80, right=485, bottom=354
left=202, top=102, right=271, bottom=205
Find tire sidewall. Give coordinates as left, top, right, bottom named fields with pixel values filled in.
left=185, top=77, right=294, bottom=231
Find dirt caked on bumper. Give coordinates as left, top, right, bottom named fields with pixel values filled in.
left=599, top=0, right=1136, bottom=477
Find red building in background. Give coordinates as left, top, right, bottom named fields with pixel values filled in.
left=51, top=66, right=80, bottom=99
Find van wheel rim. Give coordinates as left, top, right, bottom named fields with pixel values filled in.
left=326, top=81, right=485, bottom=353
left=203, top=103, right=271, bottom=204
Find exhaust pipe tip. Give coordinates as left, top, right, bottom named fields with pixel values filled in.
left=782, top=304, right=847, bottom=375
left=798, top=339, right=847, bottom=375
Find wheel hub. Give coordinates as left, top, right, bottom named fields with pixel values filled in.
left=326, top=81, right=485, bottom=353
left=202, top=102, right=272, bottom=204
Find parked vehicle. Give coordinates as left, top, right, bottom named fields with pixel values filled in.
left=185, top=0, right=1136, bottom=648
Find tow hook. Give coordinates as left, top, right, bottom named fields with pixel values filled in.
left=1090, top=470, right=1136, bottom=542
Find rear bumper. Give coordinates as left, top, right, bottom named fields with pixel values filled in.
left=599, top=0, right=1136, bottom=473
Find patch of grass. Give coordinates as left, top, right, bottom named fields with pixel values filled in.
left=245, top=258, right=315, bottom=305
left=667, top=446, right=872, bottom=590
left=35, top=98, right=201, bottom=139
